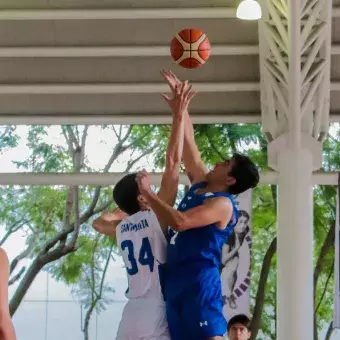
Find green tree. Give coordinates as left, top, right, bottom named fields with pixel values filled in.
left=0, top=125, right=156, bottom=316
left=71, top=235, right=115, bottom=340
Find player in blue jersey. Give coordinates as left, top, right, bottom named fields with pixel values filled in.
left=136, top=72, right=259, bottom=340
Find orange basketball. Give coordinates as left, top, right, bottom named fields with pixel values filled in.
left=170, top=28, right=211, bottom=69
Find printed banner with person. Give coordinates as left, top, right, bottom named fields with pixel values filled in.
left=220, top=189, right=252, bottom=321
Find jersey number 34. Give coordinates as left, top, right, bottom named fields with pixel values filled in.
left=121, top=237, right=154, bottom=275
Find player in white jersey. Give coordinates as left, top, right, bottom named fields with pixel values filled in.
left=92, top=78, right=197, bottom=340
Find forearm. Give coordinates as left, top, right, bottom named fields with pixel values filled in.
left=143, top=191, right=186, bottom=230
left=183, top=112, right=207, bottom=181
left=158, top=111, right=185, bottom=207
left=0, top=317, right=16, bottom=340
left=92, top=219, right=117, bottom=238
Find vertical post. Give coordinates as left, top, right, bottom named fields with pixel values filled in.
left=276, top=147, right=314, bottom=340
left=288, top=0, right=302, bottom=150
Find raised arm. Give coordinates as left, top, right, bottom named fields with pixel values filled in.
left=137, top=171, right=233, bottom=231
left=162, top=70, right=208, bottom=184
left=183, top=112, right=208, bottom=184
left=157, top=80, right=196, bottom=208
left=92, top=208, right=127, bottom=239
left=0, top=249, right=16, bottom=340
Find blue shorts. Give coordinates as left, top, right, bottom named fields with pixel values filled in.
left=165, top=278, right=226, bottom=340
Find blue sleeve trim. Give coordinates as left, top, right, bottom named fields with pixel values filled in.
left=189, top=181, right=207, bottom=192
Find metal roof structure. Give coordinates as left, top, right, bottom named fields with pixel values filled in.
left=0, top=0, right=338, bottom=126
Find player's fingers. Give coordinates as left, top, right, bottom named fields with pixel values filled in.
left=169, top=70, right=181, bottom=83
left=187, top=90, right=197, bottom=103
left=183, top=83, right=192, bottom=97
left=175, top=83, right=182, bottom=96
left=161, top=70, right=176, bottom=94
left=161, top=93, right=171, bottom=104
left=140, top=169, right=148, bottom=176
left=180, top=81, right=189, bottom=97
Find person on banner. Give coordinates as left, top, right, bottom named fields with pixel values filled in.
left=136, top=70, right=259, bottom=340
left=220, top=210, right=250, bottom=309
left=0, top=248, right=16, bottom=340
left=92, top=81, right=196, bottom=340
left=227, top=314, right=251, bottom=340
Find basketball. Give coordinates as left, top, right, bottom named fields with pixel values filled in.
left=170, top=28, right=211, bottom=69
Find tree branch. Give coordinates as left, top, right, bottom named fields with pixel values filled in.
left=8, top=267, right=26, bottom=286
left=0, top=219, right=29, bottom=246
left=250, top=237, right=277, bottom=340
left=124, top=126, right=155, bottom=149
left=93, top=200, right=113, bottom=215
left=124, top=146, right=155, bottom=172
left=10, top=233, right=38, bottom=274
left=65, top=186, right=80, bottom=252
left=66, top=126, right=79, bottom=149
left=315, top=260, right=334, bottom=314
left=98, top=243, right=114, bottom=296
left=314, top=220, right=335, bottom=301
left=324, top=322, right=334, bottom=340
left=63, top=188, right=73, bottom=231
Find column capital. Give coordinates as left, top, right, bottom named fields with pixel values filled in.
left=268, top=132, right=323, bottom=171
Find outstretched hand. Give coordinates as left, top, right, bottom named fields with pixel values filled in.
left=136, top=169, right=152, bottom=196
left=161, top=70, right=182, bottom=92
left=160, top=70, right=197, bottom=115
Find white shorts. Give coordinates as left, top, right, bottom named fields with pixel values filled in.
left=116, top=298, right=170, bottom=340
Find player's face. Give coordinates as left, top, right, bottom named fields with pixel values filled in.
left=228, top=323, right=251, bottom=340
left=208, top=158, right=236, bottom=186
left=234, top=216, right=248, bottom=233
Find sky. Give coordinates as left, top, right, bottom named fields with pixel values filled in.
left=0, top=124, right=339, bottom=339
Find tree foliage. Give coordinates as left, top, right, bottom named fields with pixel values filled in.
left=0, top=122, right=339, bottom=339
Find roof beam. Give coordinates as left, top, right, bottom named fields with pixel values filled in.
left=0, top=45, right=260, bottom=58
left=0, top=171, right=337, bottom=186
left=0, top=82, right=260, bottom=94
left=0, top=7, right=339, bottom=20
left=0, top=8, right=236, bottom=20
left=1, top=82, right=340, bottom=94
left=0, top=113, right=339, bottom=125
left=3, top=45, right=340, bottom=58
left=0, top=7, right=340, bottom=20
left=0, top=114, right=262, bottom=125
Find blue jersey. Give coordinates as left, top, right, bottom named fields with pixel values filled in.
left=163, top=182, right=238, bottom=300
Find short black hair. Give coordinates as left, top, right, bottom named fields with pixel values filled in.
left=228, top=314, right=251, bottom=331
left=228, top=153, right=259, bottom=195
left=112, top=173, right=140, bottom=215
left=239, top=209, right=250, bottom=221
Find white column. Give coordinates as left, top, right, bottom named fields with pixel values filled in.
left=276, top=147, right=314, bottom=340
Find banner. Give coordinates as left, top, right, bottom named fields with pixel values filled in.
left=334, top=173, right=340, bottom=328
left=221, top=189, right=252, bottom=321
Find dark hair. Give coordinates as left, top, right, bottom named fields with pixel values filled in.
left=228, top=153, right=259, bottom=195
left=239, top=209, right=250, bottom=221
left=228, top=314, right=251, bottom=331
left=112, top=173, right=140, bottom=215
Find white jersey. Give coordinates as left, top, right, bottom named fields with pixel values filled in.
left=116, top=210, right=167, bottom=301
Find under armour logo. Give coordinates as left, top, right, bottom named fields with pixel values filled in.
left=187, top=196, right=192, bottom=200
left=182, top=203, right=186, bottom=208
left=200, top=321, right=208, bottom=327
left=205, top=192, right=214, bottom=197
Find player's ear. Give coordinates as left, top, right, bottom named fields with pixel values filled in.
left=226, top=175, right=236, bottom=187
left=137, top=195, right=148, bottom=210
